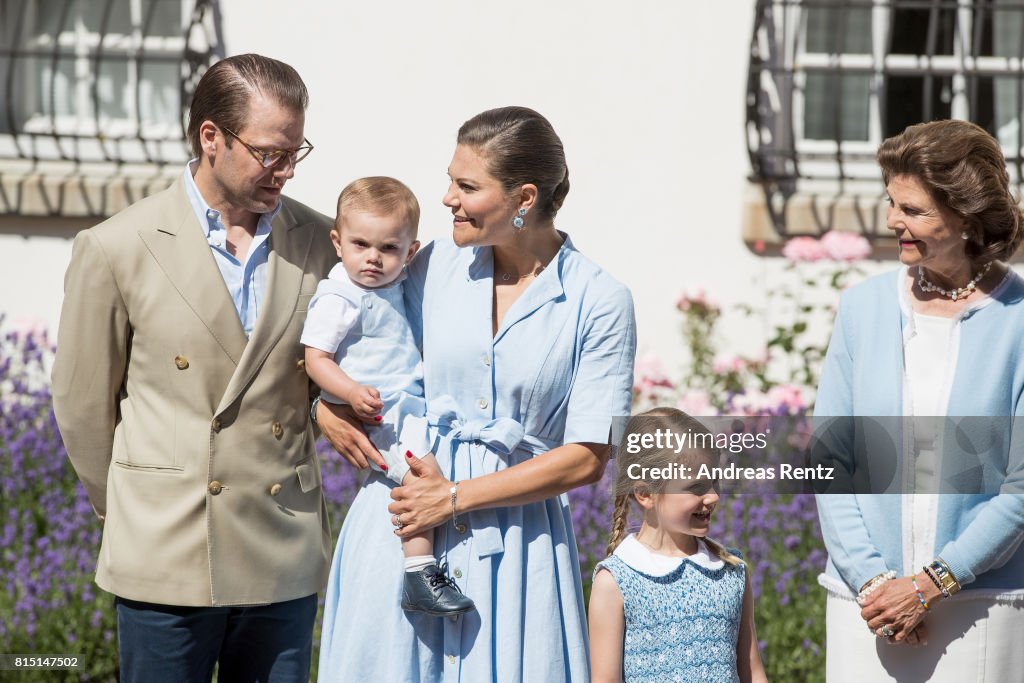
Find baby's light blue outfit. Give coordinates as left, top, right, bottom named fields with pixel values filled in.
left=596, top=535, right=746, bottom=683
left=319, top=235, right=636, bottom=682
left=300, top=263, right=429, bottom=484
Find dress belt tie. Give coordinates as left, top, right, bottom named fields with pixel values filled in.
left=429, top=398, right=558, bottom=558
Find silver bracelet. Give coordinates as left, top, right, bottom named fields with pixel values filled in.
left=450, top=482, right=466, bottom=534
left=309, top=396, right=321, bottom=425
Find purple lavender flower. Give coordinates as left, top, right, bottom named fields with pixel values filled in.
left=1, top=322, right=119, bottom=678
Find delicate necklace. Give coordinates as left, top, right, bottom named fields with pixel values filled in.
left=917, top=262, right=992, bottom=301
left=500, top=266, right=544, bottom=282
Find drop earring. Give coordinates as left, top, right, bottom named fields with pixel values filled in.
left=961, top=231, right=969, bottom=240
left=512, top=207, right=527, bottom=230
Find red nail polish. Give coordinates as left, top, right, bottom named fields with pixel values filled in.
left=374, top=416, right=383, bottom=422
left=406, top=451, right=414, bottom=458
left=381, top=464, right=388, bottom=471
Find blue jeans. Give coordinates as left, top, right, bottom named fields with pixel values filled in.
left=115, top=594, right=318, bottom=683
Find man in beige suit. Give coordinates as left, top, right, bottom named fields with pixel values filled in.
left=52, top=54, right=335, bottom=682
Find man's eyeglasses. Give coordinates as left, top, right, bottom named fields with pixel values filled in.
left=221, top=127, right=314, bottom=168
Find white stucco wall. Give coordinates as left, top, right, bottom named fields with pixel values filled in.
left=0, top=1, right=820, bottom=370
left=0, top=227, right=74, bottom=335
left=222, top=0, right=764, bottom=367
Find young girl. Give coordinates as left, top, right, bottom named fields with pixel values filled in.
left=302, top=176, right=474, bottom=617
left=589, top=408, right=768, bottom=683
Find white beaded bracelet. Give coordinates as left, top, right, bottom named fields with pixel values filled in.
left=857, top=570, right=897, bottom=604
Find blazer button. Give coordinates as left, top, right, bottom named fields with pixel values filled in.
left=211, top=417, right=222, bottom=432
left=208, top=481, right=223, bottom=495
left=477, top=399, right=488, bottom=410
left=296, top=358, right=305, bottom=370
left=174, top=355, right=189, bottom=370
left=271, top=421, right=284, bottom=439
left=269, top=483, right=282, bottom=496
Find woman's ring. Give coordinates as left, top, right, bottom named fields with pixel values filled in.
left=879, top=624, right=895, bottom=638
left=392, top=513, right=403, bottom=528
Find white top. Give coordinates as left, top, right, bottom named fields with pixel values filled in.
left=612, top=534, right=724, bottom=575
left=904, top=311, right=955, bottom=578
left=906, top=312, right=955, bottom=422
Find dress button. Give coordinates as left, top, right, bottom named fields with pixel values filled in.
left=271, top=421, right=284, bottom=439
left=453, top=568, right=462, bottom=579
left=477, top=399, right=488, bottom=410
left=208, top=481, right=223, bottom=495
left=366, top=300, right=373, bottom=309
left=269, top=483, right=282, bottom=496
left=174, top=355, right=189, bottom=370
left=483, top=354, right=490, bottom=367
left=211, top=418, right=222, bottom=432
left=448, top=655, right=455, bottom=664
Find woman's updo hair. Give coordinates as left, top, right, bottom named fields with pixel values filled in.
left=457, top=106, right=570, bottom=221
left=877, top=119, right=1024, bottom=264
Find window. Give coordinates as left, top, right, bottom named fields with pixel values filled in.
left=0, top=0, right=221, bottom=165
left=747, top=0, right=1024, bottom=237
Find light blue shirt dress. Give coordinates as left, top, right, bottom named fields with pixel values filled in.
left=319, top=235, right=637, bottom=682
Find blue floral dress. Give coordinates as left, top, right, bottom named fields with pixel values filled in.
left=596, top=535, right=746, bottom=683
left=319, top=235, right=636, bottom=682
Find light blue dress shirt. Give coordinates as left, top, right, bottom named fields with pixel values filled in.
left=183, top=161, right=280, bottom=337
left=319, top=235, right=637, bottom=682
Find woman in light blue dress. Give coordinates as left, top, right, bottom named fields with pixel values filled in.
left=317, top=106, right=637, bottom=681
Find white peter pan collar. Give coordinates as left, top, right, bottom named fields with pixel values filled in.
left=613, top=534, right=724, bottom=576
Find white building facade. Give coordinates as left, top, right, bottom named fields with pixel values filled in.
left=3, top=1, right=1021, bottom=366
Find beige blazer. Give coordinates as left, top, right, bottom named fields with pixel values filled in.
left=52, top=177, right=337, bottom=606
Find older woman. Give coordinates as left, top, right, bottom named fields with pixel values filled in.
left=316, top=106, right=636, bottom=681
left=815, top=119, right=1024, bottom=681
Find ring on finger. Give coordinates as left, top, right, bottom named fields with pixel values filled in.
left=879, top=624, right=895, bottom=638
left=392, top=513, right=403, bottom=528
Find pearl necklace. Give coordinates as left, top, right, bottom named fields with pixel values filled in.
left=917, top=262, right=992, bottom=301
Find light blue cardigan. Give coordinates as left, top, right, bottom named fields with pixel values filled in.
left=814, top=267, right=1024, bottom=598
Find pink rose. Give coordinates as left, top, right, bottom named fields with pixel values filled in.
left=781, top=236, right=826, bottom=264
left=633, top=352, right=674, bottom=395
left=675, top=287, right=720, bottom=314
left=728, top=384, right=807, bottom=416
left=821, top=231, right=871, bottom=262
left=712, top=354, right=745, bottom=375
left=677, top=390, right=715, bottom=416
left=766, top=384, right=807, bottom=414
